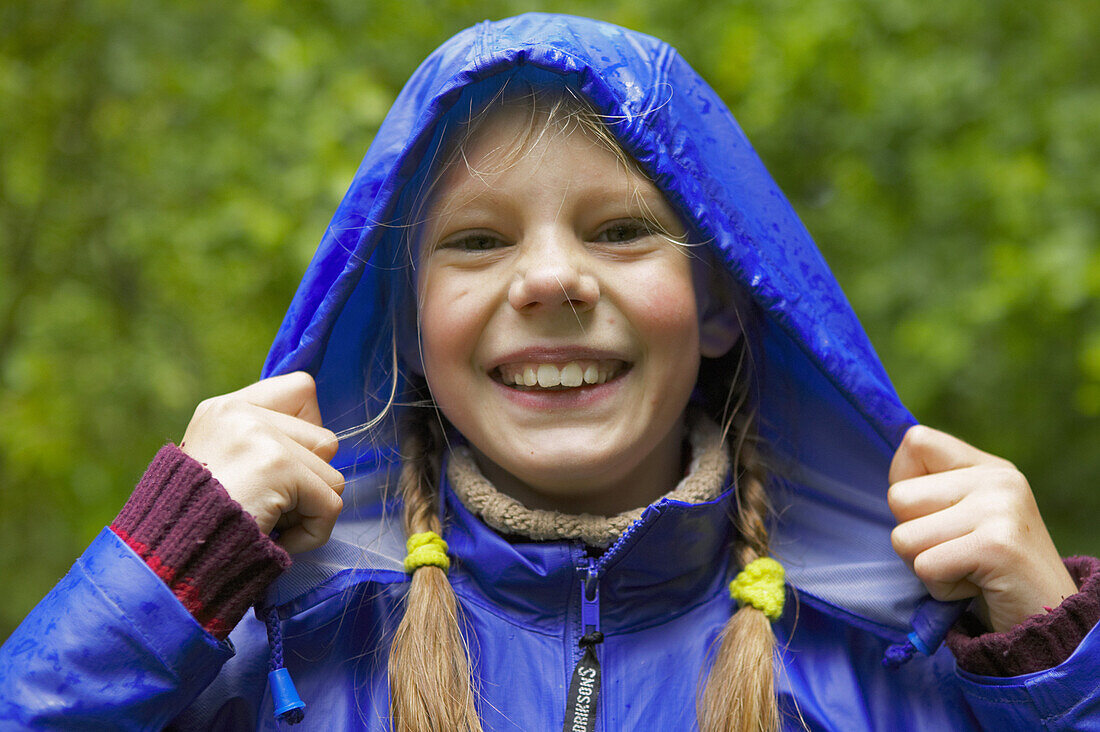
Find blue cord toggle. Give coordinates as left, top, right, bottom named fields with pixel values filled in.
left=259, top=596, right=305, bottom=725
left=259, top=529, right=306, bottom=725
left=269, top=667, right=306, bottom=722
left=906, top=629, right=932, bottom=656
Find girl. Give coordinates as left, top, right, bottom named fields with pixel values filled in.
left=3, top=13, right=1098, bottom=731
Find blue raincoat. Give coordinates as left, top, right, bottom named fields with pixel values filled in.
left=3, top=13, right=1099, bottom=731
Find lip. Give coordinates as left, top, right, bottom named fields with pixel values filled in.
left=490, top=365, right=628, bottom=410
left=485, top=346, right=629, bottom=371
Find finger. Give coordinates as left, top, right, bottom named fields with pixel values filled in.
left=891, top=501, right=979, bottom=565
left=889, top=425, right=1005, bottom=484
left=233, top=372, right=325, bottom=425
left=272, top=430, right=346, bottom=497
left=887, top=467, right=987, bottom=523
left=911, top=534, right=983, bottom=603
left=277, top=468, right=345, bottom=554
left=277, top=523, right=336, bottom=556
left=259, top=409, right=340, bottom=462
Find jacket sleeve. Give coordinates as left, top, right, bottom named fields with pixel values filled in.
left=954, top=619, right=1100, bottom=730
left=0, top=528, right=235, bottom=731
left=948, top=556, right=1100, bottom=676
left=109, top=444, right=291, bottom=641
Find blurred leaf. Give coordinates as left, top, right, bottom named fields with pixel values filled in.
left=1, top=0, right=1097, bottom=638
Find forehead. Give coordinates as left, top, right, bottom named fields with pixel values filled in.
left=428, top=102, right=667, bottom=214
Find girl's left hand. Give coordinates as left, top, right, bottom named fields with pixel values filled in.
left=888, top=425, right=1078, bottom=633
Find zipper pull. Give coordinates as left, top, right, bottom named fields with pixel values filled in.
left=563, top=560, right=603, bottom=732
left=581, top=561, right=600, bottom=637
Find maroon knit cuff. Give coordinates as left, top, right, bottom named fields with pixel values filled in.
left=110, top=444, right=291, bottom=640
left=947, top=556, right=1100, bottom=677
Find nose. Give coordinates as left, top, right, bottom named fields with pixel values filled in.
left=507, top=234, right=600, bottom=314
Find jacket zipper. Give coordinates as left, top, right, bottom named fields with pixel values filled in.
left=569, top=506, right=656, bottom=656
left=581, top=556, right=600, bottom=638
left=597, top=506, right=651, bottom=571
left=563, top=553, right=604, bottom=732
left=563, top=511, right=655, bottom=731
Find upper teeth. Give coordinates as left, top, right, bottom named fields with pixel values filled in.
left=497, top=360, right=622, bottom=388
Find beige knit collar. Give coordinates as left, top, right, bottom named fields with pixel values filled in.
left=445, top=414, right=730, bottom=548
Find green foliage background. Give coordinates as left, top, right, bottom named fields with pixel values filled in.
left=1, top=0, right=1097, bottom=638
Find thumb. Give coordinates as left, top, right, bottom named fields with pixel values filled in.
left=233, top=371, right=325, bottom=426
left=889, top=425, right=1002, bottom=484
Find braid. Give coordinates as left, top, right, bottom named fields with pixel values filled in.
left=698, top=411, right=779, bottom=732
left=398, top=410, right=442, bottom=537
left=697, top=331, right=782, bottom=732
left=388, top=404, right=482, bottom=731
left=731, top=422, right=772, bottom=569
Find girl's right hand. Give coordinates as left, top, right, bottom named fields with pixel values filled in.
left=179, top=371, right=344, bottom=554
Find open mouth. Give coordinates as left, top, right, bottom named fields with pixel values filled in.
left=492, top=359, right=629, bottom=390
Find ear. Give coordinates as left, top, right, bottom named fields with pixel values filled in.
left=695, top=258, right=743, bottom=359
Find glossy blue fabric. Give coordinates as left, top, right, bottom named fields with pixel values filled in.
left=4, top=13, right=1100, bottom=730
left=5, top=483, right=1100, bottom=729
left=0, top=530, right=233, bottom=729
left=257, top=9, right=933, bottom=643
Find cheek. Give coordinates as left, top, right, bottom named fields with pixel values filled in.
left=646, top=289, right=700, bottom=332
left=417, top=274, right=481, bottom=391
left=418, top=299, right=456, bottom=377
left=627, top=264, right=701, bottom=350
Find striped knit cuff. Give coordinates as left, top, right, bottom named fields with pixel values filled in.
left=110, top=444, right=291, bottom=639
left=947, top=556, right=1100, bottom=677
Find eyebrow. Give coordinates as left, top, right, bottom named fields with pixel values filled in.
left=431, top=175, right=676, bottom=219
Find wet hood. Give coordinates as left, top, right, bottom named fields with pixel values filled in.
left=261, top=14, right=957, bottom=647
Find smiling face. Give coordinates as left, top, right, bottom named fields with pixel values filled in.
left=415, top=102, right=738, bottom=515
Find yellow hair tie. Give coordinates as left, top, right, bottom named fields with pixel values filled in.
left=729, top=557, right=785, bottom=621
left=404, top=531, right=450, bottom=573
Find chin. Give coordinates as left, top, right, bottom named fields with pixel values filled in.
left=461, top=419, right=687, bottom=514
left=492, top=450, right=648, bottom=507
left=519, top=463, right=619, bottom=494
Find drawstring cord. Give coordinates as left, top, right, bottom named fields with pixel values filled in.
left=260, top=528, right=305, bottom=725
left=258, top=527, right=451, bottom=725
left=883, top=631, right=932, bottom=669
left=259, top=600, right=305, bottom=725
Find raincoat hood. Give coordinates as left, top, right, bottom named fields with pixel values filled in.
left=261, top=13, right=958, bottom=651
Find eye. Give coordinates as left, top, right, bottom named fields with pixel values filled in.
left=594, top=220, right=656, bottom=244
left=440, top=232, right=508, bottom=252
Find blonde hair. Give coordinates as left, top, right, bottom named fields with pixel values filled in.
left=386, top=82, right=781, bottom=732
left=387, top=393, right=481, bottom=731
